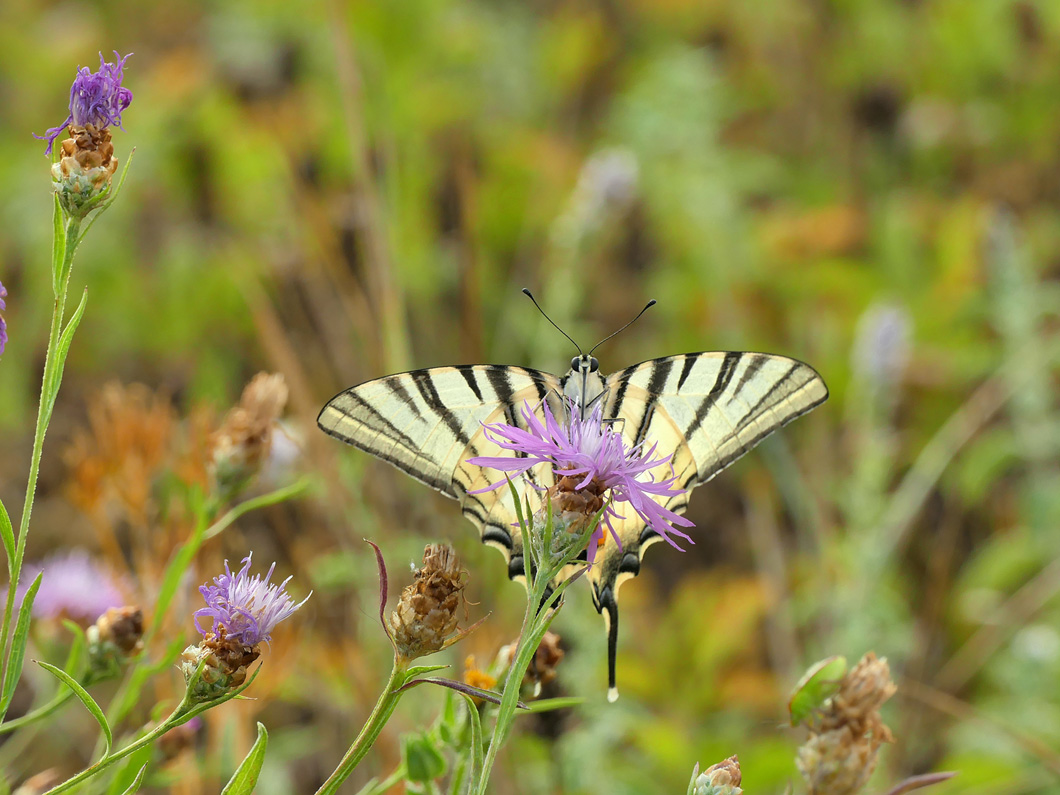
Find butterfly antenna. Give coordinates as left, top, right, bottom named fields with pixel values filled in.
left=588, top=299, right=657, bottom=356
left=522, top=288, right=583, bottom=354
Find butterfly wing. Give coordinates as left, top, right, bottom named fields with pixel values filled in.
left=317, top=365, right=564, bottom=577
left=589, top=352, right=828, bottom=695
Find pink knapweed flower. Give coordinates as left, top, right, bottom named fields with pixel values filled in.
left=194, top=555, right=308, bottom=646
left=37, top=52, right=133, bottom=156
left=468, top=400, right=694, bottom=564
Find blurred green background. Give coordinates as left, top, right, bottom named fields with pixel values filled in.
left=2, top=0, right=1060, bottom=792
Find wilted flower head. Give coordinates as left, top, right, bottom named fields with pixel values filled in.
left=468, top=400, right=693, bottom=564
left=210, top=373, right=289, bottom=499
left=15, top=550, right=126, bottom=624
left=796, top=652, right=896, bottom=795
left=0, top=281, right=7, bottom=357
left=194, top=554, right=307, bottom=647
left=390, top=544, right=471, bottom=662
left=688, top=756, right=743, bottom=795
left=38, top=52, right=133, bottom=156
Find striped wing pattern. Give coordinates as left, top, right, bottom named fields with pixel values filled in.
left=319, top=351, right=827, bottom=693
left=581, top=352, right=828, bottom=689
left=317, top=365, right=563, bottom=578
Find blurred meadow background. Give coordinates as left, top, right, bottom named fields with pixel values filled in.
left=2, top=0, right=1060, bottom=792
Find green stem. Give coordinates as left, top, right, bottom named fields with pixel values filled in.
left=0, top=688, right=75, bottom=735
left=0, top=217, right=81, bottom=720
left=473, top=577, right=545, bottom=795
left=316, top=657, right=408, bottom=795
left=42, top=694, right=194, bottom=795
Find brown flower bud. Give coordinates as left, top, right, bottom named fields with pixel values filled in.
left=389, top=544, right=468, bottom=662
left=52, top=125, right=119, bottom=217
left=209, top=373, right=288, bottom=498
left=797, top=652, right=896, bottom=795
left=93, top=606, right=144, bottom=656
left=506, top=631, right=565, bottom=694
left=181, top=629, right=260, bottom=702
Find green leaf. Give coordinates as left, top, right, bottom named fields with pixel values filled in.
left=42, top=287, right=88, bottom=418
left=788, top=655, right=847, bottom=727
left=117, top=764, right=148, bottom=795
left=460, top=694, right=484, bottom=787
left=37, top=660, right=113, bottom=757
left=403, top=731, right=447, bottom=783
left=60, top=619, right=87, bottom=676
left=405, top=664, right=449, bottom=678
left=0, top=499, right=13, bottom=576
left=523, top=696, right=584, bottom=713
left=1, top=572, right=42, bottom=714
left=221, top=722, right=269, bottom=795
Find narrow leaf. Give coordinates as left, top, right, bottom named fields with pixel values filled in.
left=42, top=287, right=88, bottom=417
left=1, top=572, right=42, bottom=713
left=0, top=499, right=13, bottom=576
left=37, top=660, right=112, bottom=757
left=399, top=677, right=524, bottom=709
left=883, top=772, right=958, bottom=795
left=221, top=722, right=269, bottom=795
left=365, top=540, right=391, bottom=639
left=460, top=694, right=484, bottom=788
left=405, top=664, right=449, bottom=678
left=524, top=696, right=584, bottom=713
left=117, top=765, right=148, bottom=795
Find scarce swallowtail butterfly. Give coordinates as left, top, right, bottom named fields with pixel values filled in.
left=317, top=298, right=828, bottom=696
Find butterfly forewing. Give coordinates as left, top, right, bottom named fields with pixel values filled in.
left=318, top=364, right=563, bottom=574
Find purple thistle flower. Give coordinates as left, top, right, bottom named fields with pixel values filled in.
left=468, top=400, right=694, bottom=564
left=195, top=555, right=308, bottom=646
left=37, top=52, right=133, bottom=156
left=15, top=550, right=127, bottom=624
left=0, top=280, right=7, bottom=357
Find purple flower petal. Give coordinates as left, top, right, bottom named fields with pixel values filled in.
left=467, top=399, right=694, bottom=559
left=194, top=554, right=309, bottom=646
left=36, top=52, right=134, bottom=156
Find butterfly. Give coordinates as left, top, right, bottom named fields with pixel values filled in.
left=318, top=336, right=828, bottom=698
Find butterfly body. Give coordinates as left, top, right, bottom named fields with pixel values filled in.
left=318, top=350, right=827, bottom=693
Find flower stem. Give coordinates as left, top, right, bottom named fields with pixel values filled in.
left=316, top=656, right=409, bottom=795
left=41, top=695, right=194, bottom=795
left=473, top=576, right=548, bottom=795
left=0, top=215, right=81, bottom=722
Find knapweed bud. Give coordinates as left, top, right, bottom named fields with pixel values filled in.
left=85, top=606, right=143, bottom=683
left=687, top=756, right=742, bottom=795
left=183, top=554, right=308, bottom=702
left=390, top=544, right=468, bottom=662
left=37, top=53, right=133, bottom=218
left=796, top=652, right=896, bottom=795
left=209, top=373, right=289, bottom=500
left=181, top=629, right=260, bottom=703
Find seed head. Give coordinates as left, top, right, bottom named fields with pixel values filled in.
left=796, top=652, right=896, bottom=795
left=389, top=544, right=469, bottom=662
left=209, top=373, right=288, bottom=499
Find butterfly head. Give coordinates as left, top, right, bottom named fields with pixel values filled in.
left=564, top=355, right=606, bottom=417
